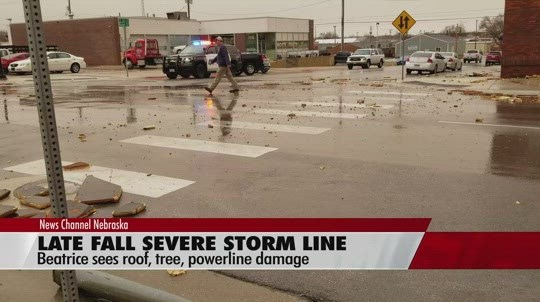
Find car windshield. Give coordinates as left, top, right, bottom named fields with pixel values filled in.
left=180, top=45, right=204, bottom=55
left=467, top=50, right=478, bottom=53
left=354, top=50, right=371, bottom=55
left=3, top=53, right=24, bottom=60
left=411, top=52, right=432, bottom=58
left=489, top=52, right=501, bottom=55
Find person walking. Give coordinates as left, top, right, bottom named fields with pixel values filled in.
left=205, top=36, right=239, bottom=94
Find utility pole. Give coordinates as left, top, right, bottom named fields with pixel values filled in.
left=141, top=0, right=145, bottom=17
left=341, top=0, right=344, bottom=51
left=186, top=0, right=192, bottom=20
left=376, top=22, right=379, bottom=48
left=67, top=0, right=74, bottom=19
left=333, top=25, right=337, bottom=45
left=475, top=19, right=478, bottom=50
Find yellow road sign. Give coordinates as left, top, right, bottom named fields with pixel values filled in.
left=393, top=10, right=416, bottom=35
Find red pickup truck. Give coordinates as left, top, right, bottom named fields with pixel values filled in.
left=123, top=39, right=163, bottom=69
left=485, top=51, right=502, bottom=66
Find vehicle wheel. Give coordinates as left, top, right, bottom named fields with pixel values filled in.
left=139, top=65, right=146, bottom=69
left=180, top=72, right=191, bottom=79
left=347, top=64, right=353, bottom=70
left=244, top=63, right=256, bottom=76
left=193, top=64, right=207, bottom=79
left=166, top=73, right=178, bottom=80
left=377, top=59, right=384, bottom=68
left=431, top=65, right=438, bottom=74
left=406, top=69, right=412, bottom=75
left=204, top=72, right=211, bottom=78
left=366, top=60, right=371, bottom=68
left=70, top=63, right=80, bottom=73
left=261, top=68, right=269, bottom=74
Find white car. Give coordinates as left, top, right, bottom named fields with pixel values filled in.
left=406, top=51, right=446, bottom=75
left=440, top=52, right=463, bottom=71
left=9, top=51, right=86, bottom=74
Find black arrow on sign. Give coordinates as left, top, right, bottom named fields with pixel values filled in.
left=399, top=16, right=410, bottom=29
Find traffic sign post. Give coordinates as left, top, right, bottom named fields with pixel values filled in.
left=119, top=17, right=130, bottom=77
left=393, top=11, right=416, bottom=80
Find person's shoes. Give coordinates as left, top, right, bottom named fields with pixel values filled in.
left=204, top=87, right=213, bottom=94
left=229, top=88, right=240, bottom=93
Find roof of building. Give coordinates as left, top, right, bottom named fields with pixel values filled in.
left=315, top=38, right=361, bottom=44
left=396, top=34, right=465, bottom=45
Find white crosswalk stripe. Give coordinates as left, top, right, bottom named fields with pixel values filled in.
left=254, top=109, right=368, bottom=119
left=4, top=160, right=195, bottom=198
left=292, top=102, right=394, bottom=110
left=198, top=121, right=331, bottom=135
left=121, top=135, right=278, bottom=158
left=348, top=91, right=431, bottom=97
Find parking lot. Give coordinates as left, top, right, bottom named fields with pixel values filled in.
left=1, top=62, right=540, bottom=301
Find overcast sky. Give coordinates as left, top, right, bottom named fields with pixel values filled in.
left=0, top=0, right=505, bottom=36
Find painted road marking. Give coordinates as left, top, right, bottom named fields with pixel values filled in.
left=254, top=109, right=368, bottom=119
left=321, top=96, right=416, bottom=102
left=438, top=121, right=540, bottom=130
left=349, top=91, right=431, bottom=97
left=121, top=135, right=277, bottom=158
left=198, top=121, right=330, bottom=135
left=4, top=160, right=195, bottom=198
left=292, top=102, right=394, bottom=110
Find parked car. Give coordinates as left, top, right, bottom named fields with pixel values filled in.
left=241, top=52, right=270, bottom=75
left=405, top=51, right=446, bottom=75
left=440, top=52, right=463, bottom=71
left=1, top=52, right=29, bottom=73
left=173, top=45, right=187, bottom=54
left=334, top=51, right=351, bottom=65
left=9, top=51, right=86, bottom=74
left=485, top=51, right=502, bottom=66
left=347, top=48, right=385, bottom=69
left=163, top=43, right=242, bottom=79
left=464, top=49, right=483, bottom=64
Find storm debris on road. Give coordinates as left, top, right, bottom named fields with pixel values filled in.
left=13, top=182, right=49, bottom=199
left=0, top=205, right=17, bottom=218
left=19, top=196, right=51, bottom=210
left=208, top=124, right=214, bottom=129
left=476, top=118, right=484, bottom=123
left=14, top=209, right=42, bottom=218
left=46, top=200, right=96, bottom=218
left=167, top=270, right=187, bottom=277
left=143, top=125, right=156, bottom=131
left=63, top=162, right=90, bottom=171
left=78, top=133, right=87, bottom=142
left=0, top=189, right=10, bottom=201
left=75, top=176, right=123, bottom=205
left=113, top=202, right=147, bottom=217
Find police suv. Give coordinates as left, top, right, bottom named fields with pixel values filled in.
left=163, top=41, right=243, bottom=79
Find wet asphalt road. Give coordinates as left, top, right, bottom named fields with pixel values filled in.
left=1, top=64, right=539, bottom=301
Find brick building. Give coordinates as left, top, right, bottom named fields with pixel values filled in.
left=502, top=0, right=540, bottom=78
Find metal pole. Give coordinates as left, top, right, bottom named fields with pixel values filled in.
left=376, top=22, right=379, bottom=48
left=333, top=26, right=336, bottom=46
left=187, top=0, right=191, bottom=20
left=22, top=0, right=79, bottom=301
left=475, top=20, right=478, bottom=50
left=0, top=51, right=6, bottom=80
left=67, top=0, right=73, bottom=19
left=401, top=34, right=405, bottom=81
left=124, top=25, right=129, bottom=78
left=341, top=0, right=344, bottom=51
left=141, top=0, right=145, bottom=17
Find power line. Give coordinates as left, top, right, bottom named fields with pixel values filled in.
left=315, top=15, right=501, bottom=26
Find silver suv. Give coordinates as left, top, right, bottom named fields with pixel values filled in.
left=347, top=48, right=385, bottom=69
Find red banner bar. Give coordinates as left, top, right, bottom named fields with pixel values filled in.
left=410, top=232, right=540, bottom=269
left=0, top=218, right=432, bottom=233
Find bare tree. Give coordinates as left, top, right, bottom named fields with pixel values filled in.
left=0, top=30, right=8, bottom=43
left=479, top=14, right=504, bottom=46
left=319, top=32, right=339, bottom=39
left=442, top=23, right=467, bottom=37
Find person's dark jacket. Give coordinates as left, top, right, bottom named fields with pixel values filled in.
left=211, top=45, right=231, bottom=67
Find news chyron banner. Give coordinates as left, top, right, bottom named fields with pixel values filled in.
left=0, top=219, right=539, bottom=270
